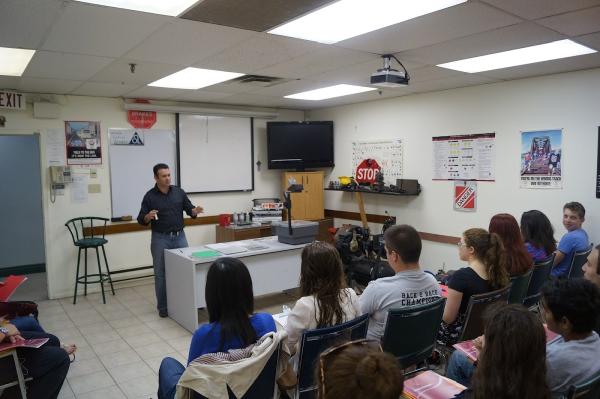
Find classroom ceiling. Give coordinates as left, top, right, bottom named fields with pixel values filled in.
left=1, top=0, right=600, bottom=110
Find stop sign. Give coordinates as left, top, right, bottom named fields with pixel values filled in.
left=356, top=159, right=381, bottom=183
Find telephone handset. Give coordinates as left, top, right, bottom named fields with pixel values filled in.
left=49, top=166, right=72, bottom=184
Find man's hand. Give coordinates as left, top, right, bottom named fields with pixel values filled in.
left=4, top=324, right=24, bottom=343
left=144, top=209, right=159, bottom=223
left=191, top=206, right=204, bottom=217
left=473, top=335, right=485, bottom=351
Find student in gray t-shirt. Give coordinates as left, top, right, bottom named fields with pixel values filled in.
left=541, top=278, right=600, bottom=396
left=359, top=224, right=441, bottom=341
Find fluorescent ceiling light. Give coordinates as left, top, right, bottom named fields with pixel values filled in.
left=285, top=84, right=376, bottom=100
left=0, top=47, right=35, bottom=76
left=269, top=0, right=467, bottom=44
left=148, top=67, right=244, bottom=90
left=74, top=0, right=199, bottom=16
left=437, top=39, right=597, bottom=73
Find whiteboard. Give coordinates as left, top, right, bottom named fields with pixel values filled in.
left=178, top=114, right=253, bottom=193
left=108, top=128, right=177, bottom=219
left=352, top=139, right=403, bottom=184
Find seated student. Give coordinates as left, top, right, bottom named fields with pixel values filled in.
left=158, top=257, right=276, bottom=399
left=317, top=340, right=404, bottom=399
left=437, top=228, right=509, bottom=346
left=553, top=202, right=589, bottom=277
left=582, top=244, right=600, bottom=288
left=285, top=241, right=361, bottom=354
left=520, top=210, right=557, bottom=262
left=448, top=304, right=550, bottom=399
left=542, top=278, right=600, bottom=396
left=0, top=319, right=70, bottom=399
left=489, top=213, right=533, bottom=276
left=359, top=224, right=440, bottom=341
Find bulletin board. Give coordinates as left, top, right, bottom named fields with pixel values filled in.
left=352, top=139, right=404, bottom=184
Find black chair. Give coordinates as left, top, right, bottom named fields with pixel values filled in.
left=508, top=269, right=533, bottom=304
left=459, top=285, right=511, bottom=342
left=523, top=254, right=555, bottom=310
left=382, top=298, right=446, bottom=372
left=65, top=217, right=115, bottom=304
left=295, top=313, right=369, bottom=399
left=564, top=369, right=600, bottom=399
left=567, top=244, right=593, bottom=279
left=196, top=343, right=280, bottom=399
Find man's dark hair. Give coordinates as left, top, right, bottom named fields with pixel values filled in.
left=383, top=224, right=421, bottom=264
left=563, top=201, right=585, bottom=219
left=541, top=278, right=600, bottom=333
left=153, top=163, right=169, bottom=177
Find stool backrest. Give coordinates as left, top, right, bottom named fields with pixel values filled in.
left=523, top=254, right=555, bottom=308
left=564, top=368, right=600, bottom=399
left=65, top=217, right=109, bottom=244
left=508, top=269, right=533, bottom=304
left=459, top=285, right=510, bottom=342
left=567, top=244, right=593, bottom=279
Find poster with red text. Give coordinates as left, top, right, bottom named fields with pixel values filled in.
left=65, top=121, right=102, bottom=165
left=454, top=181, right=477, bottom=212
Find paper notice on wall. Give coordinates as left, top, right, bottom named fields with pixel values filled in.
left=454, top=181, right=477, bottom=212
left=352, top=139, right=403, bottom=184
left=46, top=128, right=66, bottom=167
left=520, top=129, right=562, bottom=189
left=432, top=133, right=495, bottom=181
left=70, top=174, right=89, bottom=203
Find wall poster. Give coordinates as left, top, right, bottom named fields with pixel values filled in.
left=454, top=181, right=477, bottom=212
left=432, top=133, right=495, bottom=181
left=352, top=139, right=403, bottom=184
left=65, top=121, right=102, bottom=165
left=520, top=129, right=562, bottom=189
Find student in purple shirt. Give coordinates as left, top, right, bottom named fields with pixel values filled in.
left=553, top=202, right=589, bottom=277
left=520, top=210, right=557, bottom=262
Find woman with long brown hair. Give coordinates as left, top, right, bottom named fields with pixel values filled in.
left=284, top=241, right=361, bottom=354
left=438, top=228, right=509, bottom=346
left=489, top=213, right=533, bottom=276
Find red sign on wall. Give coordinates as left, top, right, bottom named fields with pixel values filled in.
left=127, top=110, right=156, bottom=129
left=355, top=159, right=381, bottom=184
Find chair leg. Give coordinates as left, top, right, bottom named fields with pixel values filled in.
left=101, top=245, right=115, bottom=295
left=73, top=248, right=82, bottom=305
left=84, top=248, right=88, bottom=296
left=95, top=247, right=106, bottom=304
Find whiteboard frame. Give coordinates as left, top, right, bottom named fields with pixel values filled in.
left=175, top=114, right=255, bottom=194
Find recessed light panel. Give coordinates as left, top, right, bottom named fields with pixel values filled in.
left=148, top=68, right=244, bottom=90
left=0, top=47, right=35, bottom=76
left=74, top=0, right=199, bottom=16
left=285, top=84, right=376, bottom=100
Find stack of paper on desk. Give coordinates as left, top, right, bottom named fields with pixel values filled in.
left=205, top=243, right=248, bottom=255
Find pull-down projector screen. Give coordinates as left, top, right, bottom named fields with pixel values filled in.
left=177, top=114, right=254, bottom=193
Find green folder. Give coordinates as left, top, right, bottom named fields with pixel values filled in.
left=191, top=249, right=221, bottom=258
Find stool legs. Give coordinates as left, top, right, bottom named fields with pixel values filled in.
left=84, top=248, right=88, bottom=296
left=101, top=245, right=115, bottom=295
left=73, top=247, right=82, bottom=304
left=95, top=247, right=106, bottom=304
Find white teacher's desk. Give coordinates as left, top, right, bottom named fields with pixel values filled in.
left=165, top=236, right=305, bottom=333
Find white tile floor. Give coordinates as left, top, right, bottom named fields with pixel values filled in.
left=33, top=283, right=296, bottom=399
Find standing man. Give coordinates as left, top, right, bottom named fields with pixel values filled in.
left=552, top=201, right=589, bottom=278
left=138, top=163, right=203, bottom=317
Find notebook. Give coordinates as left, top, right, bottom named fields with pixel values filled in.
left=0, top=275, right=28, bottom=301
left=403, top=370, right=466, bottom=399
left=205, top=243, right=248, bottom=255
left=0, top=338, right=49, bottom=352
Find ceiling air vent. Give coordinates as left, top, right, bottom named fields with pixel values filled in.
left=226, top=75, right=292, bottom=88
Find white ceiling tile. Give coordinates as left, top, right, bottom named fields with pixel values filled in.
left=576, top=31, right=600, bottom=50
left=409, top=66, right=465, bottom=83
left=536, top=6, right=600, bottom=37
left=194, top=34, right=323, bottom=74
left=70, top=81, right=139, bottom=97
left=255, top=47, right=378, bottom=79
left=0, top=76, right=21, bottom=90
left=218, top=93, right=302, bottom=109
left=0, top=0, right=64, bottom=49
left=175, top=90, right=235, bottom=102
left=407, top=74, right=500, bottom=94
left=477, top=51, right=600, bottom=80
left=90, top=59, right=183, bottom=85
left=23, top=51, right=114, bottom=81
left=398, top=22, right=565, bottom=65
left=124, top=86, right=191, bottom=100
left=41, top=2, right=170, bottom=58
left=18, top=77, right=83, bottom=94
left=125, top=19, right=256, bottom=66
left=247, top=79, right=326, bottom=97
left=481, top=0, right=600, bottom=20
left=338, top=2, right=522, bottom=54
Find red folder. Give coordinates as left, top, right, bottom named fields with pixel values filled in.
left=403, top=370, right=466, bottom=399
left=0, top=275, right=27, bottom=302
left=440, top=284, right=448, bottom=298
left=0, top=338, right=49, bottom=352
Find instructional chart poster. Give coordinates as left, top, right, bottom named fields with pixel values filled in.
left=432, top=133, right=495, bottom=181
left=65, top=121, right=102, bottom=165
left=520, top=129, right=562, bottom=189
left=352, top=139, right=403, bottom=184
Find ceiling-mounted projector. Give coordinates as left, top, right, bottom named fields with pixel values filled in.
left=370, top=54, right=410, bottom=87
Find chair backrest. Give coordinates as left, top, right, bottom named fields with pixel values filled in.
left=564, top=369, right=600, bottom=399
left=523, top=254, right=555, bottom=308
left=508, top=269, right=533, bottom=304
left=567, top=244, right=594, bottom=279
left=382, top=298, right=446, bottom=369
left=296, top=313, right=369, bottom=399
left=459, top=285, right=510, bottom=342
left=196, top=343, right=281, bottom=399
left=65, top=216, right=109, bottom=244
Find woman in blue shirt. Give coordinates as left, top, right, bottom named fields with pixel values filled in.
left=520, top=210, right=556, bottom=262
left=158, top=257, right=276, bottom=399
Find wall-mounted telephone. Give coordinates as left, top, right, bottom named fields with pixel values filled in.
left=49, top=166, right=72, bottom=184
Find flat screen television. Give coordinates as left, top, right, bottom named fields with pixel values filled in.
left=267, top=121, right=334, bottom=170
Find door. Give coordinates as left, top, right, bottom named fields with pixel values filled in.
left=0, top=134, right=46, bottom=274
left=304, top=171, right=324, bottom=220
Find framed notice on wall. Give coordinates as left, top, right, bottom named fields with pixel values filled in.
left=65, top=121, right=102, bottom=165
left=519, top=129, right=562, bottom=189
left=432, top=133, right=495, bottom=181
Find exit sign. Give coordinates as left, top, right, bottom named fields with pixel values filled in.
left=0, top=91, right=26, bottom=110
